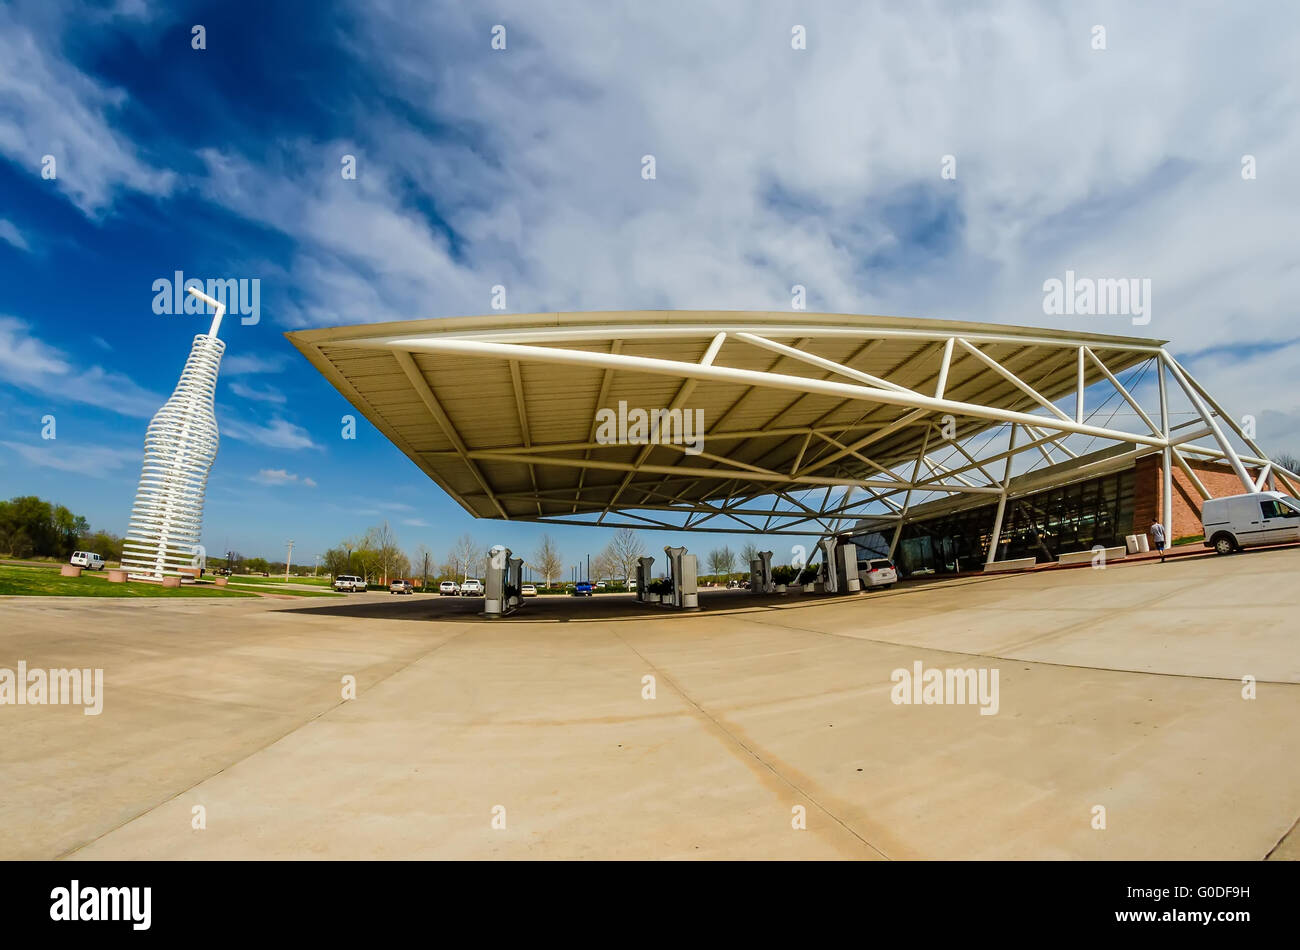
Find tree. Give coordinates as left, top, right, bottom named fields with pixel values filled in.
left=413, top=544, right=434, bottom=590
left=607, top=528, right=646, bottom=581
left=323, top=547, right=352, bottom=578
left=0, top=496, right=58, bottom=556
left=741, top=542, right=760, bottom=568
left=448, top=533, right=482, bottom=583
left=721, top=546, right=736, bottom=579
left=592, top=544, right=617, bottom=582
left=1272, top=453, right=1300, bottom=475
left=532, top=534, right=562, bottom=587
left=78, top=530, right=123, bottom=561
left=363, top=521, right=404, bottom=584
left=707, top=548, right=730, bottom=581
left=53, top=506, right=88, bottom=557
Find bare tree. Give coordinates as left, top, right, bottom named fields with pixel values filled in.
left=741, top=542, right=760, bottom=568
left=1272, top=453, right=1300, bottom=475
left=707, top=548, right=730, bottom=581
left=413, top=543, right=433, bottom=590
left=608, top=527, right=646, bottom=581
left=449, top=533, right=481, bottom=583
left=593, top=544, right=618, bottom=582
left=533, top=534, right=563, bottom=587
left=363, top=521, right=404, bottom=585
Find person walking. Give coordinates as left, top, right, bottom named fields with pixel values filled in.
left=1149, top=520, right=1167, bottom=563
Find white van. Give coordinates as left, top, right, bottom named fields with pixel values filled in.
left=1202, top=491, right=1300, bottom=555
left=70, top=551, right=106, bottom=570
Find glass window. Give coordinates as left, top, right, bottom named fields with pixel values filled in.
left=1262, top=500, right=1300, bottom=519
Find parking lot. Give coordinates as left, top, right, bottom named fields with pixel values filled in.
left=2, top=546, right=1297, bottom=860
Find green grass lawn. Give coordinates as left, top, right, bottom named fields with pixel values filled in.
left=0, top=564, right=257, bottom=598
left=227, top=574, right=334, bottom=587
left=226, top=582, right=342, bottom=597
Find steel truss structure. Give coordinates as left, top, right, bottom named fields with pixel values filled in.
left=288, top=312, right=1298, bottom=555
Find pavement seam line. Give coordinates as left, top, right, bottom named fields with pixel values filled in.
left=55, top=625, right=478, bottom=860
left=612, top=628, right=892, bottom=860
left=1263, top=812, right=1300, bottom=860
left=743, top=614, right=1300, bottom=686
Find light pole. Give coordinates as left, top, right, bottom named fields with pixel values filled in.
left=285, top=539, right=294, bottom=581
left=313, top=554, right=321, bottom=577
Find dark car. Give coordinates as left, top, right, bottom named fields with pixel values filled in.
left=573, top=581, right=594, bottom=597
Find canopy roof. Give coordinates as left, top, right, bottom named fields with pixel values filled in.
left=286, top=311, right=1170, bottom=534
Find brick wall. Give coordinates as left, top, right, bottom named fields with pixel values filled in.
left=1132, top=453, right=1263, bottom=542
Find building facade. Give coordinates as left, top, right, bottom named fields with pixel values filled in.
left=853, top=452, right=1263, bottom=577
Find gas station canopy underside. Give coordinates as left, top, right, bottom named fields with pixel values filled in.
left=287, top=311, right=1188, bottom=535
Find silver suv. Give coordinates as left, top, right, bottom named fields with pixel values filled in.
left=333, top=574, right=365, bottom=592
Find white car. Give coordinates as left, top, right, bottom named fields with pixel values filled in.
left=333, top=574, right=365, bottom=592
left=439, top=580, right=460, bottom=596
left=460, top=578, right=484, bottom=597
left=859, top=558, right=898, bottom=589
left=1203, top=491, right=1300, bottom=555
left=521, top=583, right=537, bottom=597
left=70, top=551, right=106, bottom=570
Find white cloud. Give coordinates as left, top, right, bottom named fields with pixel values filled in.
left=188, top=1, right=1300, bottom=385
left=221, top=415, right=320, bottom=450
left=251, top=468, right=317, bottom=487
left=0, top=7, right=176, bottom=216
left=8, top=1, right=1296, bottom=463
left=229, top=380, right=286, bottom=404
left=0, top=439, right=138, bottom=474
left=0, top=315, right=161, bottom=417
left=0, top=220, right=29, bottom=251
left=223, top=353, right=288, bottom=375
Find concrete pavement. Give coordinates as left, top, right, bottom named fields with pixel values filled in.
left=2, top=546, right=1297, bottom=859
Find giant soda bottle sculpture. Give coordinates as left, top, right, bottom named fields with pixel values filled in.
left=122, top=288, right=226, bottom=581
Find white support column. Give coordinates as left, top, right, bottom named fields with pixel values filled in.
left=1157, top=359, right=1173, bottom=543
left=984, top=425, right=1017, bottom=566
left=1161, top=352, right=1255, bottom=491
left=1075, top=346, right=1086, bottom=423
left=888, top=423, right=932, bottom=559
left=934, top=337, right=955, bottom=399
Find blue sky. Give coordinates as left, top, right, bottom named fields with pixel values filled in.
left=2, top=0, right=1298, bottom=568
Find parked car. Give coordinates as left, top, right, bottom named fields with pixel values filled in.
left=521, top=583, right=537, bottom=597
left=460, top=578, right=484, bottom=597
left=859, top=558, right=898, bottom=589
left=389, top=578, right=414, bottom=594
left=1202, top=491, right=1300, bottom=555
left=573, top=581, right=594, bottom=596
left=626, top=579, right=637, bottom=591
left=69, top=551, right=106, bottom=571
left=439, top=580, right=460, bottom=596
left=333, top=574, right=365, bottom=592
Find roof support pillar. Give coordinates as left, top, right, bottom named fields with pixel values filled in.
left=985, top=424, right=1017, bottom=566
